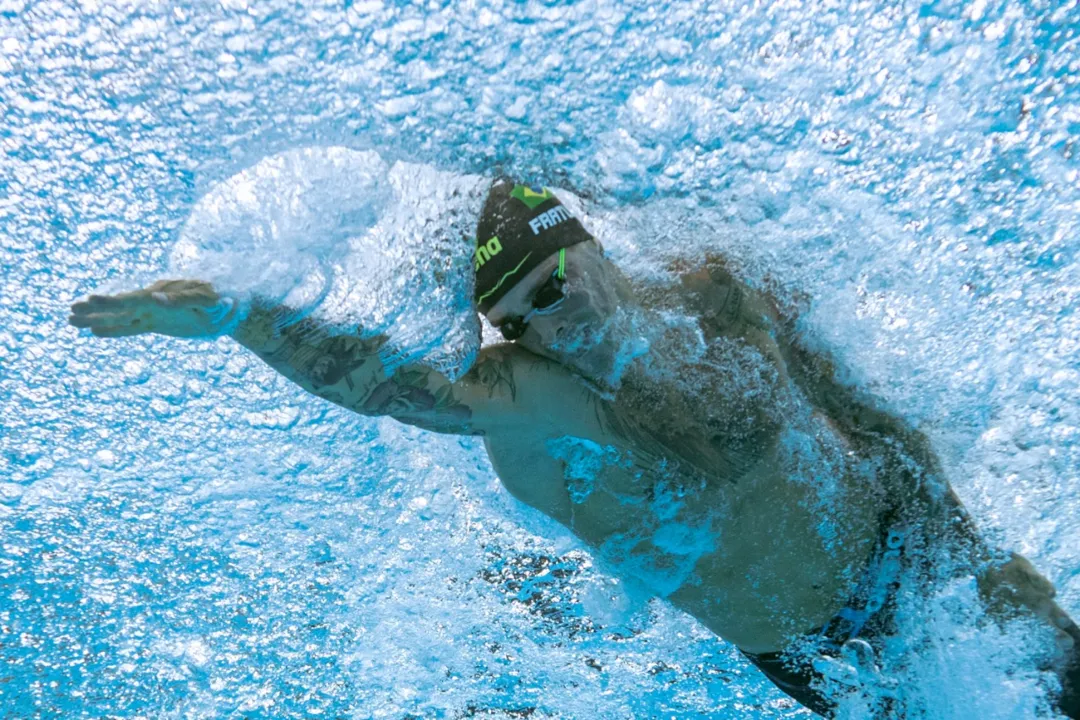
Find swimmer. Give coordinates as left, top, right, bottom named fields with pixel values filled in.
left=69, top=178, right=1079, bottom=718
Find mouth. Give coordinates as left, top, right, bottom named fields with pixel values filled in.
left=549, top=312, right=614, bottom=356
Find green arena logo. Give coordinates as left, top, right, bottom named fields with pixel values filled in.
left=474, top=236, right=503, bottom=270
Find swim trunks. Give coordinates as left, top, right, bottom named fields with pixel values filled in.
left=742, top=493, right=1080, bottom=719
left=741, top=503, right=910, bottom=717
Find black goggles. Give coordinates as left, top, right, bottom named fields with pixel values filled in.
left=497, top=256, right=567, bottom=341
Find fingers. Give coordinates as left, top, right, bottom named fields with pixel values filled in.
left=71, top=280, right=216, bottom=315
left=69, top=311, right=151, bottom=338
left=69, top=292, right=141, bottom=329
left=71, top=294, right=139, bottom=313
left=68, top=295, right=151, bottom=335
left=69, top=279, right=221, bottom=339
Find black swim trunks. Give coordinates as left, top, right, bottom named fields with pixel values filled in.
left=741, top=504, right=911, bottom=717
left=742, top=496, right=1080, bottom=719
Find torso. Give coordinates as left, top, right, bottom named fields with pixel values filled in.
left=479, top=268, right=888, bottom=653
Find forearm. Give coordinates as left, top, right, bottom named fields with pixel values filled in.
left=69, top=281, right=491, bottom=435
left=230, top=298, right=488, bottom=435
left=231, top=299, right=389, bottom=408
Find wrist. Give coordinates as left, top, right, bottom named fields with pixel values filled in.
left=216, top=293, right=251, bottom=338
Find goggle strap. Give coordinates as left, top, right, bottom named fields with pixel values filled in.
left=556, top=248, right=566, bottom=280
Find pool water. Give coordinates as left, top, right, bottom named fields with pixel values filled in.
left=1, top=0, right=1078, bottom=717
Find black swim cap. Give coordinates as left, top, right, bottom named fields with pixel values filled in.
left=473, top=178, right=594, bottom=315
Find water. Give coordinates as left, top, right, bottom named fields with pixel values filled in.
left=2, top=0, right=1079, bottom=717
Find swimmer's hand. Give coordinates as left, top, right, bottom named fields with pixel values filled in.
left=978, top=552, right=1079, bottom=659
left=69, top=280, right=243, bottom=339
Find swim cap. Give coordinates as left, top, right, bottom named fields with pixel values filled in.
left=473, top=178, right=594, bottom=314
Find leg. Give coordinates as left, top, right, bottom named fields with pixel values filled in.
left=976, top=550, right=1080, bottom=719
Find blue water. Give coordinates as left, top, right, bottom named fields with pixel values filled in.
left=2, top=0, right=1079, bottom=717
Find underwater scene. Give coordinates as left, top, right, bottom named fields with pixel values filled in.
left=2, top=0, right=1079, bottom=717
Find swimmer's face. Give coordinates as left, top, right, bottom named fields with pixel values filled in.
left=486, top=241, right=633, bottom=371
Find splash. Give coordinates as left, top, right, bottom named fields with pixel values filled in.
left=170, top=147, right=486, bottom=380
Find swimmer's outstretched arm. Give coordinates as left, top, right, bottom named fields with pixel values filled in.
left=68, top=279, right=520, bottom=436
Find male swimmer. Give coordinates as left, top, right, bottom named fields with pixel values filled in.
left=70, top=177, right=1080, bottom=717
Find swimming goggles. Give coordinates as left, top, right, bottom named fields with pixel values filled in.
left=497, top=248, right=567, bottom=341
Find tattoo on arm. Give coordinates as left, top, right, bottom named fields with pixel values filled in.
left=237, top=304, right=388, bottom=396
left=265, top=332, right=388, bottom=392
left=360, top=366, right=476, bottom=435
left=233, top=301, right=483, bottom=435
left=376, top=347, right=524, bottom=435
left=721, top=283, right=744, bottom=325
left=472, top=348, right=517, bottom=401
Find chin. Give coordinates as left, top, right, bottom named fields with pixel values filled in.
left=526, top=309, right=644, bottom=390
